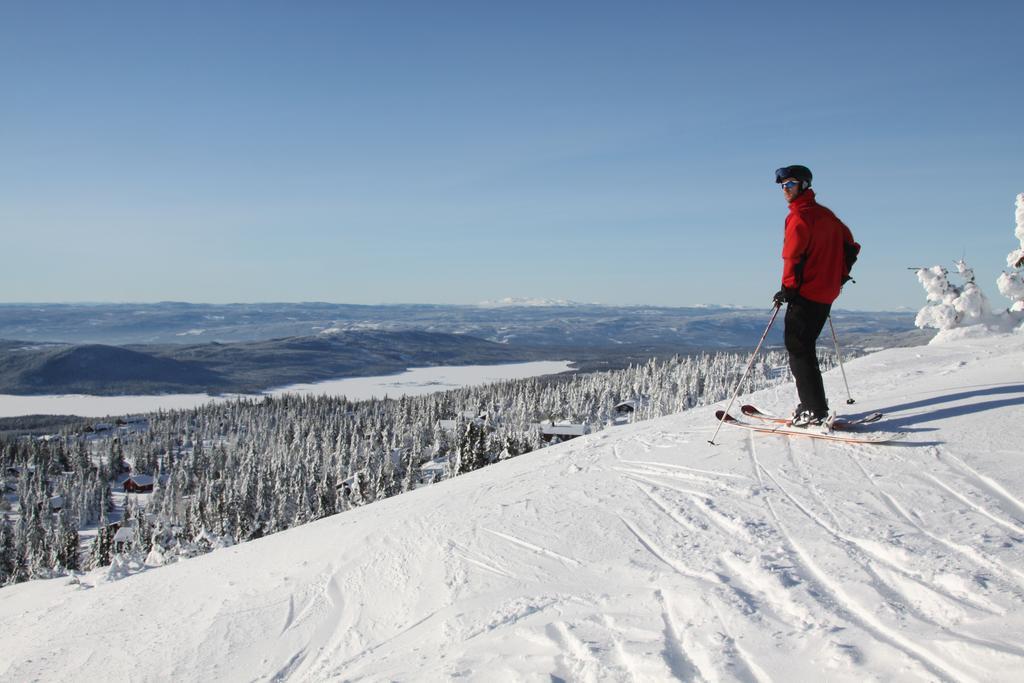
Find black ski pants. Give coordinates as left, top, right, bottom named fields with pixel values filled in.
left=784, top=296, right=832, bottom=415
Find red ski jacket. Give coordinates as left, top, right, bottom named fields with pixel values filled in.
left=781, top=189, right=860, bottom=304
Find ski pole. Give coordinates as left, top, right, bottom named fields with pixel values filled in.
left=708, top=304, right=782, bottom=446
left=828, top=315, right=855, bottom=405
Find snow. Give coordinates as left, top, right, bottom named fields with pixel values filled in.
left=0, top=361, right=573, bottom=418
left=2, top=333, right=1023, bottom=681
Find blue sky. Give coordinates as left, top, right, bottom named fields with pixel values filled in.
left=2, top=1, right=1021, bottom=310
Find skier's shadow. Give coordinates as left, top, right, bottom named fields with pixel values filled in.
left=871, top=383, right=1024, bottom=444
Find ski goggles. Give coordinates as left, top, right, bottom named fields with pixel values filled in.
left=780, top=180, right=800, bottom=190
left=775, top=165, right=811, bottom=184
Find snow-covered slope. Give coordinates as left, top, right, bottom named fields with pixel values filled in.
left=3, top=332, right=1024, bottom=682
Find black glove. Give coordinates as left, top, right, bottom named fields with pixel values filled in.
left=773, top=286, right=797, bottom=307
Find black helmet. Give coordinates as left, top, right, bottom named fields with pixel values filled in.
left=775, top=165, right=812, bottom=186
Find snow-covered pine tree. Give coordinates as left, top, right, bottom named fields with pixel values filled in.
left=0, top=518, right=16, bottom=585
left=50, top=509, right=81, bottom=573
left=90, top=524, right=112, bottom=570
left=997, top=193, right=1024, bottom=316
left=915, top=259, right=991, bottom=330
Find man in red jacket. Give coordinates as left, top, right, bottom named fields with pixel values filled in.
left=772, top=165, right=860, bottom=427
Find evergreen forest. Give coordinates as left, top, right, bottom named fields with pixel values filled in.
left=0, top=348, right=837, bottom=587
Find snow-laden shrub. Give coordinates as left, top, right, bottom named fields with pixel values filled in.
left=915, top=259, right=991, bottom=330
left=917, top=193, right=1024, bottom=332
left=996, top=193, right=1024, bottom=313
left=104, top=553, right=146, bottom=582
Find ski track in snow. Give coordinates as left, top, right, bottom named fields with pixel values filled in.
left=939, top=449, right=1024, bottom=520
left=2, top=333, right=1024, bottom=681
left=924, top=471, right=1024, bottom=536
left=481, top=528, right=583, bottom=568
left=757, top=459, right=998, bottom=681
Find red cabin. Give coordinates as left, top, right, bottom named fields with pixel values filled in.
left=124, top=474, right=155, bottom=493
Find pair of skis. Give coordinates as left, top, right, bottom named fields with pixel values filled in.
left=715, top=404, right=902, bottom=444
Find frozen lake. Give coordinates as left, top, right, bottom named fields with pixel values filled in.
left=0, top=360, right=574, bottom=418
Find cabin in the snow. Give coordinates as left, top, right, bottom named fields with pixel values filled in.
left=437, top=411, right=489, bottom=434
left=112, top=525, right=134, bottom=551
left=417, top=457, right=449, bottom=485
left=540, top=422, right=591, bottom=443
left=615, top=397, right=650, bottom=416
left=124, top=474, right=155, bottom=493
left=614, top=399, right=638, bottom=416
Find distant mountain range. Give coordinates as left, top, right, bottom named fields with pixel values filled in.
left=476, top=297, right=592, bottom=307
left=0, top=302, right=930, bottom=396
left=0, top=302, right=925, bottom=346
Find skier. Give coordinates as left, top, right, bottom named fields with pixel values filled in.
left=772, top=165, right=860, bottom=427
